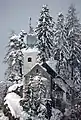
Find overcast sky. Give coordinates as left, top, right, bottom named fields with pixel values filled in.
left=0, top=0, right=81, bottom=81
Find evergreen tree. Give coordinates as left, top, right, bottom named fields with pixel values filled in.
left=4, top=30, right=26, bottom=83
left=35, top=5, right=54, bottom=62
left=65, top=4, right=81, bottom=106
left=22, top=75, right=47, bottom=120
left=54, top=13, right=69, bottom=61
left=18, top=30, right=27, bottom=77
left=54, top=13, right=69, bottom=80
left=65, top=4, right=81, bottom=81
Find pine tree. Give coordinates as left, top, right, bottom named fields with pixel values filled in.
left=54, top=13, right=69, bottom=61
left=4, top=30, right=26, bottom=83
left=18, top=30, right=27, bottom=77
left=65, top=4, right=81, bottom=106
left=54, top=13, right=70, bottom=80
left=35, top=5, right=54, bottom=62
left=65, top=4, right=81, bottom=81
left=22, top=75, right=47, bottom=120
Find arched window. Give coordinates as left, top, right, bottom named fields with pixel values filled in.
left=28, top=57, right=32, bottom=62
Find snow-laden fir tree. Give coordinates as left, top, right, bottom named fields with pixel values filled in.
left=22, top=75, right=47, bottom=120
left=4, top=30, right=26, bottom=83
left=65, top=4, right=81, bottom=81
left=65, top=4, right=81, bottom=106
left=54, top=13, right=70, bottom=78
left=18, top=30, right=27, bottom=77
left=35, top=5, right=54, bottom=62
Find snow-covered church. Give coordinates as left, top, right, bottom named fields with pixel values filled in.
left=22, top=20, right=73, bottom=110
left=3, top=19, right=74, bottom=120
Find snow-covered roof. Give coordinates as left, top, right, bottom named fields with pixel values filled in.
left=46, top=59, right=73, bottom=88
left=46, top=58, right=57, bottom=72
left=4, top=92, right=23, bottom=118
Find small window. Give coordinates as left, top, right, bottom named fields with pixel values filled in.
left=36, top=69, right=39, bottom=73
left=28, top=57, right=32, bottom=62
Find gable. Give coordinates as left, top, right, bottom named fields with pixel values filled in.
left=25, top=64, right=51, bottom=80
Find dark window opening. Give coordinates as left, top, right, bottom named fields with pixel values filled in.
left=28, top=57, right=32, bottom=62
left=36, top=69, right=39, bottom=73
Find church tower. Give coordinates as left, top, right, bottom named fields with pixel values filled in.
left=23, top=18, right=38, bottom=75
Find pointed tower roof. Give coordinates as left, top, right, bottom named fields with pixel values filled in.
left=27, top=18, right=37, bottom=48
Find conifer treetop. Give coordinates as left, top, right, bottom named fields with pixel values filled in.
left=35, top=5, right=54, bottom=62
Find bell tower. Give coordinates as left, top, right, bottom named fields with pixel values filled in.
left=23, top=18, right=38, bottom=75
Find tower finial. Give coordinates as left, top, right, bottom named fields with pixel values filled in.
left=29, top=17, right=31, bottom=29
left=29, top=17, right=34, bottom=34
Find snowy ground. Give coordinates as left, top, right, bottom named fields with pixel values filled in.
left=0, top=110, right=8, bottom=120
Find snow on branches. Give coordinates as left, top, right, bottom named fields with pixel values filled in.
left=35, top=5, right=54, bottom=62
left=4, top=30, right=27, bottom=83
